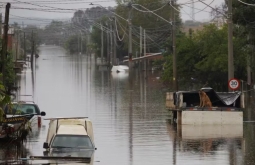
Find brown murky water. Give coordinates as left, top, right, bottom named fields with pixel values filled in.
left=1, top=45, right=255, bottom=165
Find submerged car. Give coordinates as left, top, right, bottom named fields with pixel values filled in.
left=43, top=117, right=96, bottom=163
left=3, top=101, right=46, bottom=128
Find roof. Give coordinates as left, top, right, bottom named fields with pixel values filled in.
left=57, top=125, right=87, bottom=135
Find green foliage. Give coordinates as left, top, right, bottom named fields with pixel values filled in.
left=64, top=35, right=87, bottom=54
left=114, top=0, right=179, bottom=54
left=4, top=54, right=16, bottom=92
left=232, top=0, right=255, bottom=72
left=0, top=108, right=4, bottom=122
left=39, top=21, right=64, bottom=46
left=90, top=19, right=109, bottom=58
left=91, top=24, right=102, bottom=57
left=89, top=0, right=181, bottom=59
left=0, top=73, right=13, bottom=122
left=162, top=24, right=248, bottom=91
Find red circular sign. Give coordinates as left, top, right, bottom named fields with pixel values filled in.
left=228, top=78, right=240, bottom=90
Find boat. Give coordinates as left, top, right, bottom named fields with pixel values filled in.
left=111, top=65, right=129, bottom=72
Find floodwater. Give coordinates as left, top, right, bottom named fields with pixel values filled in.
left=1, top=45, right=255, bottom=165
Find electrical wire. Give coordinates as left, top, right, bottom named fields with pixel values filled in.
left=238, top=0, right=255, bottom=6
left=130, top=2, right=168, bottom=13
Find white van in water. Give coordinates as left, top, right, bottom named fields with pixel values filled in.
left=43, top=117, right=96, bottom=160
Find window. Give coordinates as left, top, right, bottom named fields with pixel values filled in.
left=51, top=135, right=94, bottom=149
left=4, top=104, right=40, bottom=115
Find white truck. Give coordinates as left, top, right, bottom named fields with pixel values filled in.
left=42, top=117, right=96, bottom=163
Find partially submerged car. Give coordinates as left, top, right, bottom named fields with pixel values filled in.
left=43, top=117, right=96, bottom=162
left=3, top=101, right=46, bottom=128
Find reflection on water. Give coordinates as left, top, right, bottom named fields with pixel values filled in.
left=0, top=142, right=28, bottom=164
left=1, top=45, right=254, bottom=165
left=166, top=122, right=246, bottom=165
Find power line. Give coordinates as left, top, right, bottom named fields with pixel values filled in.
left=237, top=0, right=255, bottom=6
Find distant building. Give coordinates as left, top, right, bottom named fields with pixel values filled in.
left=1, top=26, right=21, bottom=60
left=1, top=26, right=15, bottom=52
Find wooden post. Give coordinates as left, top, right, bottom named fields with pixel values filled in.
left=177, top=111, right=182, bottom=125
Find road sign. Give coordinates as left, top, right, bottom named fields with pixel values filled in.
left=228, top=78, right=240, bottom=90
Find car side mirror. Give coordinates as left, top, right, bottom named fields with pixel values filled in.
left=40, top=111, right=46, bottom=116
left=95, top=148, right=97, bottom=150
left=43, top=142, right=49, bottom=149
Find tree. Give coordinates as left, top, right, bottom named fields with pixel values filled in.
left=64, top=35, right=87, bottom=54
left=232, top=0, right=255, bottom=83
left=162, top=24, right=247, bottom=91
left=114, top=0, right=179, bottom=54
left=40, top=21, right=65, bottom=46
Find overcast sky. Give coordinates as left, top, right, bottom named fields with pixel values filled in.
left=0, top=0, right=225, bottom=26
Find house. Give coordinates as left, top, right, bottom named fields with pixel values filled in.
left=2, top=26, right=15, bottom=51
left=1, top=26, right=21, bottom=61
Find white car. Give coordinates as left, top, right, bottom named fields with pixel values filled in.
left=3, top=101, right=46, bottom=129
left=43, top=117, right=96, bottom=163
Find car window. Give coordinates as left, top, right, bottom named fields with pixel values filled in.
left=4, top=104, right=40, bottom=115
left=51, top=135, right=94, bottom=149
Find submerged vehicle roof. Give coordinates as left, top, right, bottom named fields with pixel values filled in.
left=57, top=125, right=88, bottom=135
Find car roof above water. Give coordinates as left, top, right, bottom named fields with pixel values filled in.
left=12, top=101, right=36, bottom=105
left=57, top=125, right=88, bottom=136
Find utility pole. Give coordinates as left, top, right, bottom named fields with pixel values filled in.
left=113, top=17, right=117, bottom=65
left=1, top=3, right=11, bottom=84
left=31, top=31, right=34, bottom=71
left=15, top=30, right=19, bottom=62
left=228, top=0, right=234, bottom=91
left=77, top=34, right=79, bottom=54
left=101, top=23, right=104, bottom=64
left=24, top=32, right=26, bottom=61
left=140, top=26, right=142, bottom=69
left=171, top=0, right=178, bottom=91
left=106, top=22, right=110, bottom=66
left=18, top=32, right=20, bottom=60
left=144, top=29, right=146, bottom=72
left=110, top=23, right=113, bottom=65
left=81, top=35, right=83, bottom=54
left=0, top=13, right=2, bottom=38
left=128, top=1, right=133, bottom=69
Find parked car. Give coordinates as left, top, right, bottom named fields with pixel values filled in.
left=3, top=101, right=46, bottom=128
left=43, top=117, right=96, bottom=162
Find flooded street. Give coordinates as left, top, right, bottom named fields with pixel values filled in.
left=4, top=45, right=255, bottom=165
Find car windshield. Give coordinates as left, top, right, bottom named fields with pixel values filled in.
left=51, top=135, right=94, bottom=149
left=4, top=103, right=39, bottom=115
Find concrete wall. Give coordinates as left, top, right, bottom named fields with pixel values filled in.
left=181, top=124, right=243, bottom=139
left=166, top=92, right=175, bottom=109
left=182, top=111, right=243, bottom=125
